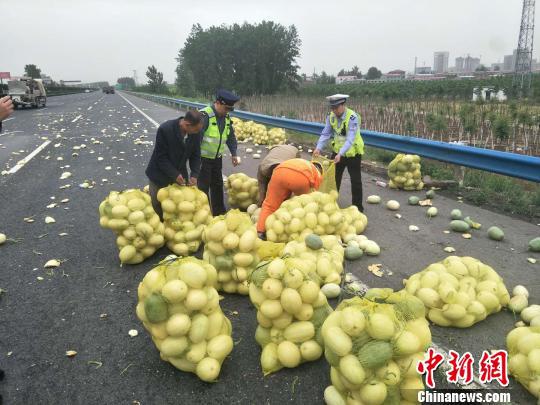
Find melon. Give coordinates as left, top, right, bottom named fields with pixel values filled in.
left=196, top=357, right=221, bottom=382
left=345, top=246, right=363, bottom=261
left=529, top=237, right=540, bottom=252
left=321, top=283, right=341, bottom=299
left=449, top=220, right=470, bottom=233
left=386, top=200, right=400, bottom=211
left=305, top=234, right=323, bottom=250
left=487, top=226, right=504, bottom=241
left=367, top=195, right=381, bottom=204
left=144, top=293, right=168, bottom=323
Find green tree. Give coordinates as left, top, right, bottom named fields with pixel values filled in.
left=146, top=65, right=165, bottom=93
left=175, top=56, right=196, bottom=97
left=426, top=113, right=448, bottom=139
left=24, top=64, right=41, bottom=78
left=177, top=22, right=301, bottom=96
left=350, top=65, right=362, bottom=78
left=366, top=67, right=382, bottom=80
left=518, top=110, right=532, bottom=126
left=493, top=116, right=510, bottom=141
left=338, top=66, right=362, bottom=78
left=316, top=71, right=335, bottom=85
left=117, top=77, right=136, bottom=88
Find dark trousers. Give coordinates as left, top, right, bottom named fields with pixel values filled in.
left=148, top=181, right=164, bottom=221
left=198, top=157, right=226, bottom=216
left=333, top=153, right=364, bottom=212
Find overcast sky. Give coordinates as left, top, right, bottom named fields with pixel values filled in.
left=2, top=0, right=536, bottom=84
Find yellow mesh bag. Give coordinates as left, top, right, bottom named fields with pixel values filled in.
left=98, top=188, right=165, bottom=264
left=248, top=256, right=333, bottom=375
left=158, top=184, right=212, bottom=257
left=256, top=241, right=285, bottom=260
left=312, top=155, right=337, bottom=194
left=322, top=289, right=430, bottom=404
left=401, top=256, right=510, bottom=328
left=507, top=325, right=540, bottom=398
left=135, top=256, right=233, bottom=382
left=202, top=210, right=260, bottom=295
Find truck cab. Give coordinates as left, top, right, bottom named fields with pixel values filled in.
left=8, top=78, right=47, bottom=109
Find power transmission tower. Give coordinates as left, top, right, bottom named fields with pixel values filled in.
left=513, top=0, right=536, bottom=97
left=133, top=70, right=139, bottom=86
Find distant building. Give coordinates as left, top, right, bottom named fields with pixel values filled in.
left=465, top=56, right=481, bottom=72
left=472, top=87, right=507, bottom=102
left=455, top=55, right=480, bottom=73
left=383, top=69, right=406, bottom=81
left=434, top=52, right=449, bottom=73
left=335, top=75, right=360, bottom=84
left=491, top=63, right=504, bottom=71
left=503, top=49, right=518, bottom=72
left=503, top=55, right=515, bottom=72
left=415, top=66, right=432, bottom=74
left=455, top=57, right=464, bottom=72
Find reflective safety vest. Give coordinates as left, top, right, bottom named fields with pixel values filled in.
left=200, top=105, right=230, bottom=159
left=330, top=108, right=364, bottom=157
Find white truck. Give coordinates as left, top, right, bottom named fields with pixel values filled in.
left=8, top=77, right=47, bottom=108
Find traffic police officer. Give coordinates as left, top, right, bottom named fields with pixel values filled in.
left=198, top=89, right=240, bottom=216
left=313, top=94, right=365, bottom=212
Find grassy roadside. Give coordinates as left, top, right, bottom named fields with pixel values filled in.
left=362, top=146, right=540, bottom=219
left=285, top=130, right=539, bottom=219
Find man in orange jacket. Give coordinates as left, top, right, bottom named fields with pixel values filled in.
left=256, top=158, right=322, bottom=238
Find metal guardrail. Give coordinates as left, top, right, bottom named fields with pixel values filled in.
left=126, top=92, right=540, bottom=183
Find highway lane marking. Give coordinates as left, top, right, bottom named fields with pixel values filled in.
left=7, top=140, right=51, bottom=174
left=0, top=130, right=23, bottom=137
left=3, top=117, right=14, bottom=122
left=71, top=114, right=83, bottom=123
left=345, top=273, right=488, bottom=390
left=87, top=106, right=93, bottom=111
left=117, top=92, right=159, bottom=128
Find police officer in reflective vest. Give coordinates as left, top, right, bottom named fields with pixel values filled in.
left=313, top=94, right=365, bottom=212
left=198, top=89, right=240, bottom=215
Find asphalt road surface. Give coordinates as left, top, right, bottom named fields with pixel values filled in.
left=0, top=91, right=538, bottom=404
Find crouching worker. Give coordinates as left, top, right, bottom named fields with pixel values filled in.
left=145, top=110, right=203, bottom=220
left=257, top=144, right=300, bottom=206
left=256, top=158, right=322, bottom=239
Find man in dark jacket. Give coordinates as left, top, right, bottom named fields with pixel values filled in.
left=145, top=110, right=203, bottom=220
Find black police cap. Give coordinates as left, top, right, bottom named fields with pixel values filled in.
left=216, top=89, right=240, bottom=106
